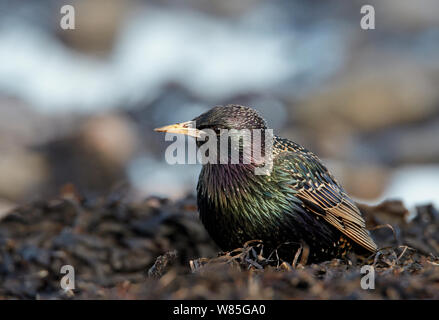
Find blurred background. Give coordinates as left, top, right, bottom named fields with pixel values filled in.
left=0, top=0, right=438, bottom=216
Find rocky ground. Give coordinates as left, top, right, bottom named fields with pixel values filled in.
left=0, top=187, right=438, bottom=299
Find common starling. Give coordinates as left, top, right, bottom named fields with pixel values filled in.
left=155, top=105, right=377, bottom=263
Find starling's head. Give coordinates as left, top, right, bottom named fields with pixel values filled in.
left=193, top=105, right=267, bottom=131
left=154, top=105, right=267, bottom=137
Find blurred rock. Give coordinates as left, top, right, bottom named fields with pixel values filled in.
left=57, top=0, right=132, bottom=55
left=80, top=114, right=139, bottom=167
left=326, top=161, right=390, bottom=200
left=0, top=97, right=83, bottom=152
left=40, top=113, right=139, bottom=197
left=0, top=150, right=49, bottom=201
left=360, top=118, right=439, bottom=165
left=297, top=60, right=438, bottom=134
left=0, top=98, right=52, bottom=149
left=0, top=199, right=15, bottom=220
left=358, top=200, right=409, bottom=228
left=370, top=0, right=439, bottom=31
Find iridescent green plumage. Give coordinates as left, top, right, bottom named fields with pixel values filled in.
left=158, top=105, right=377, bottom=263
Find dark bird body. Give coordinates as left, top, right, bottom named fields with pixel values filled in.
left=155, top=105, right=377, bottom=263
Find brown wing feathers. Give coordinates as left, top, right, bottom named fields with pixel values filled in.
left=298, top=188, right=377, bottom=252
left=275, top=140, right=378, bottom=253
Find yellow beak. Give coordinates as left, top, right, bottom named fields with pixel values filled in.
left=154, top=121, right=202, bottom=138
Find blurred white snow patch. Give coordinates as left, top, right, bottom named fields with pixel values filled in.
left=0, top=6, right=345, bottom=113
left=116, top=7, right=345, bottom=101
left=127, top=156, right=200, bottom=199
left=0, top=21, right=119, bottom=113
left=380, top=165, right=439, bottom=213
